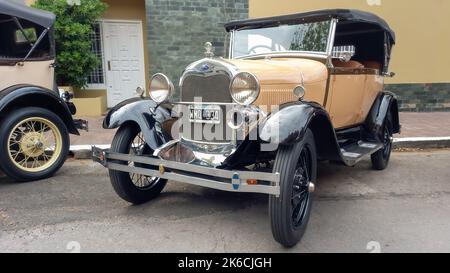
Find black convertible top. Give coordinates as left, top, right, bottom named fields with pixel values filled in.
left=225, top=9, right=395, bottom=44
left=0, top=0, right=55, bottom=28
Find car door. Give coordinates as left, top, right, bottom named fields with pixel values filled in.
left=326, top=68, right=367, bottom=129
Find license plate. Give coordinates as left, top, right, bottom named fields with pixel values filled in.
left=189, top=105, right=221, bottom=124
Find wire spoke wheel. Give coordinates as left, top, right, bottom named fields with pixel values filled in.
left=7, top=117, right=63, bottom=173
left=109, top=124, right=167, bottom=204
left=371, top=113, right=393, bottom=171
left=382, top=124, right=392, bottom=159
left=291, top=146, right=312, bottom=228
left=270, top=129, right=317, bottom=247
left=128, top=132, right=160, bottom=190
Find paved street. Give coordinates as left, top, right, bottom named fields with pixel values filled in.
left=1, top=150, right=450, bottom=253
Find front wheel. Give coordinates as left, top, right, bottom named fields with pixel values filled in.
left=109, top=123, right=167, bottom=205
left=269, top=129, right=317, bottom=247
left=0, top=107, right=70, bottom=182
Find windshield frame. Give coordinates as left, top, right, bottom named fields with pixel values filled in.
left=229, top=18, right=337, bottom=60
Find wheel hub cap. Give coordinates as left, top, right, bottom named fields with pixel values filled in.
left=20, top=132, right=46, bottom=157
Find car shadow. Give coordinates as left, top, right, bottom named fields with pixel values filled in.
left=0, top=174, right=17, bottom=186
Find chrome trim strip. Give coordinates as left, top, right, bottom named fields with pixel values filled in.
left=106, top=152, right=280, bottom=183
left=326, top=19, right=338, bottom=56
left=107, top=162, right=280, bottom=196
left=326, top=18, right=338, bottom=67
left=234, top=52, right=328, bottom=60
left=229, top=30, right=234, bottom=59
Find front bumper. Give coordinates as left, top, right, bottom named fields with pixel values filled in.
left=92, top=146, right=280, bottom=196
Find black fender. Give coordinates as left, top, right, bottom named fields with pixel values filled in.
left=103, top=97, right=172, bottom=151
left=0, top=85, right=79, bottom=135
left=235, top=101, right=343, bottom=163
left=365, top=91, right=401, bottom=139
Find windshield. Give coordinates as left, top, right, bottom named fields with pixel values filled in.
left=232, top=20, right=331, bottom=58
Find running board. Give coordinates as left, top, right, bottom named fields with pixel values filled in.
left=340, top=141, right=383, bottom=166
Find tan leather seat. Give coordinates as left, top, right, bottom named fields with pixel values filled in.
left=362, top=61, right=382, bottom=71
left=332, top=59, right=364, bottom=69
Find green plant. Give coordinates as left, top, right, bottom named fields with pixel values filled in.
left=33, top=0, right=107, bottom=88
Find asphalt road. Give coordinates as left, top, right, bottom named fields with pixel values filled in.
left=1, top=150, right=450, bottom=253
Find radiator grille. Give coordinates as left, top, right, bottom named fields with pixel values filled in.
left=181, top=74, right=232, bottom=103
left=180, top=74, right=233, bottom=143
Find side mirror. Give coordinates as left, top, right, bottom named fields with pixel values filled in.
left=332, top=45, right=356, bottom=62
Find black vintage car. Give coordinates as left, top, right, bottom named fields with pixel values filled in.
left=0, top=0, right=87, bottom=181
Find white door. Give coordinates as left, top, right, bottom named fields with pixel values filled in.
left=102, top=21, right=146, bottom=107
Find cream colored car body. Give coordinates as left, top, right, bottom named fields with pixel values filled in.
left=0, top=60, right=54, bottom=91
left=227, top=57, right=383, bottom=129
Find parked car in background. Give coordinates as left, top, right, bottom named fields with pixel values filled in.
left=0, top=0, right=87, bottom=181
left=93, top=9, right=400, bottom=247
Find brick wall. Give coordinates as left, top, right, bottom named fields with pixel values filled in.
left=387, top=83, right=450, bottom=112
left=145, top=0, right=248, bottom=97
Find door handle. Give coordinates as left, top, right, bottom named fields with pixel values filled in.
left=108, top=61, right=111, bottom=71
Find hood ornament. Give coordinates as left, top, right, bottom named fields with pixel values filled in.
left=204, top=42, right=214, bottom=58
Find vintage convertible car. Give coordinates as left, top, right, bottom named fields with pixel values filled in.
left=0, top=0, right=87, bottom=182
left=93, top=9, right=400, bottom=247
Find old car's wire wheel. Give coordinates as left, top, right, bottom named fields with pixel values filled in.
left=269, top=129, right=317, bottom=248
left=109, top=123, right=167, bottom=205
left=292, top=147, right=312, bottom=228
left=371, top=113, right=393, bottom=170
left=0, top=107, right=69, bottom=182
left=7, top=117, right=63, bottom=173
left=382, top=124, right=392, bottom=159
left=128, top=131, right=160, bottom=190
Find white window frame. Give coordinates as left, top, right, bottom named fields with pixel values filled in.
left=86, top=21, right=107, bottom=90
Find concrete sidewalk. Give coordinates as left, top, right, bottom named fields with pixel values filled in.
left=70, top=112, right=450, bottom=153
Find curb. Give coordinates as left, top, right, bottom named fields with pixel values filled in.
left=70, top=137, right=450, bottom=160
left=393, top=137, right=450, bottom=149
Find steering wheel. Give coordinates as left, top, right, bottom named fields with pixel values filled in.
left=248, top=45, right=273, bottom=55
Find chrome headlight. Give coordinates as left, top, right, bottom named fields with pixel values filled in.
left=149, top=73, right=174, bottom=103
left=230, top=72, right=260, bottom=106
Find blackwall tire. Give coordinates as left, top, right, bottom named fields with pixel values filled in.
left=109, top=123, right=167, bottom=205
left=269, top=129, right=317, bottom=248
left=371, top=113, right=393, bottom=171
left=0, top=107, right=69, bottom=182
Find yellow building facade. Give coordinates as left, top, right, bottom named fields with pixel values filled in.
left=249, top=0, right=450, bottom=85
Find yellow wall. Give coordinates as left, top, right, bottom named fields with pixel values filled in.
left=249, top=0, right=450, bottom=84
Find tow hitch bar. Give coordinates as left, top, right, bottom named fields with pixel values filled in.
left=74, top=119, right=89, bottom=132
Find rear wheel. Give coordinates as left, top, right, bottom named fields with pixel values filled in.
left=371, top=114, right=393, bottom=170
left=0, top=107, right=69, bottom=182
left=109, top=123, right=167, bottom=204
left=269, top=129, right=317, bottom=247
